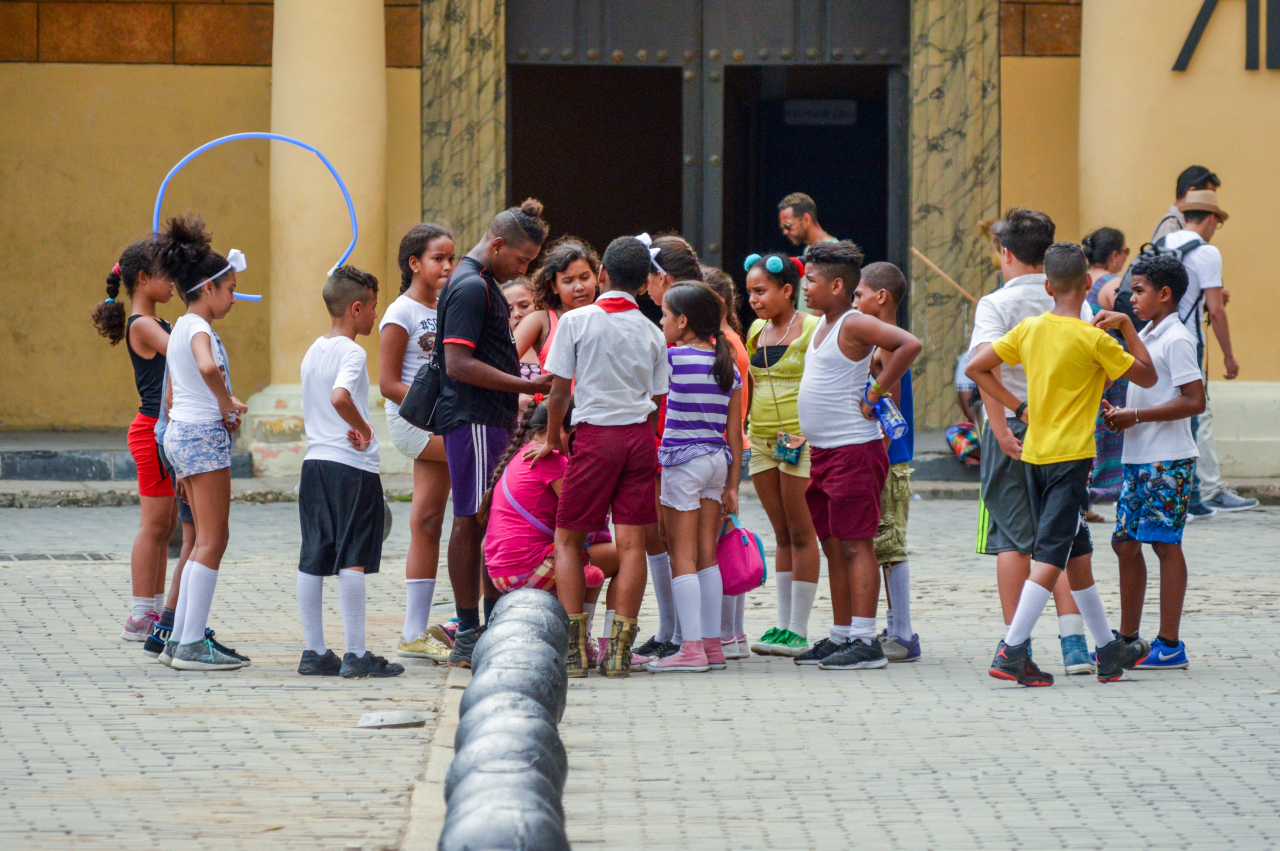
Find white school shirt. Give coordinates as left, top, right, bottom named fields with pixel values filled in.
left=543, top=291, right=670, bottom=426
left=968, top=273, right=1093, bottom=411
left=1120, top=314, right=1200, bottom=465
left=796, top=308, right=883, bottom=449
left=167, top=314, right=228, bottom=425
left=379, top=293, right=437, bottom=417
left=1161, top=229, right=1223, bottom=341
left=300, top=336, right=380, bottom=473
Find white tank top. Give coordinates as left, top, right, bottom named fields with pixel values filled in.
left=797, top=308, right=883, bottom=449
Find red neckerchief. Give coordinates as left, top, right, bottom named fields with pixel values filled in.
left=597, top=294, right=638, bottom=313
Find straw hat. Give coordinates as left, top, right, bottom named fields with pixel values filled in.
left=1181, top=189, right=1229, bottom=222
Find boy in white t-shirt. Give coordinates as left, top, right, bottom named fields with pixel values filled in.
left=1102, top=255, right=1205, bottom=670
left=297, top=266, right=404, bottom=680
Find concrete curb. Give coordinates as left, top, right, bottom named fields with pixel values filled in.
left=401, top=666, right=469, bottom=851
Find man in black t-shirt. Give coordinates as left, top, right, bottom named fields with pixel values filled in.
left=437, top=199, right=553, bottom=664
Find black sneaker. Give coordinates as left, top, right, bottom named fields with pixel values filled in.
left=297, top=649, right=342, bottom=676
left=634, top=635, right=663, bottom=658
left=988, top=639, right=1053, bottom=686
left=448, top=626, right=485, bottom=669
left=1096, top=632, right=1150, bottom=683
left=340, top=651, right=405, bottom=679
left=205, top=628, right=250, bottom=667
left=794, top=637, right=843, bottom=666
left=143, top=620, right=172, bottom=659
left=654, top=641, right=681, bottom=659
left=817, top=638, right=889, bottom=670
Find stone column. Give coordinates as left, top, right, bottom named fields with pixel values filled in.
left=421, top=0, right=506, bottom=249
left=908, top=0, right=1001, bottom=428
left=245, top=0, right=388, bottom=476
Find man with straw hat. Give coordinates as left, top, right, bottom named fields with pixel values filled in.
left=1156, top=187, right=1258, bottom=515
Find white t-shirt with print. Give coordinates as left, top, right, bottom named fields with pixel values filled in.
left=300, top=335, right=380, bottom=473
left=379, top=293, right=438, bottom=417
left=167, top=314, right=229, bottom=425
left=1121, top=313, right=1201, bottom=465
left=1160, top=229, right=1222, bottom=341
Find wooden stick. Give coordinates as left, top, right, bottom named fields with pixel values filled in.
left=911, top=246, right=978, bottom=305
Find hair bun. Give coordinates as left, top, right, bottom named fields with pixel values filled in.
left=518, top=198, right=544, bottom=218
left=1081, top=235, right=1093, bottom=250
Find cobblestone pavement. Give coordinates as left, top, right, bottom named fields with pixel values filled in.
left=0, top=501, right=455, bottom=850
left=562, top=501, right=1280, bottom=850
left=5, top=498, right=1280, bottom=849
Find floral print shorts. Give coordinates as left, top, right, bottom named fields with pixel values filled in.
left=1113, top=459, right=1196, bottom=545
left=163, top=420, right=232, bottom=479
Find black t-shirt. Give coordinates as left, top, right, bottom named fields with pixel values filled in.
left=434, top=257, right=520, bottom=432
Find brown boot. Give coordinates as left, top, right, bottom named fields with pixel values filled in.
left=600, top=615, right=640, bottom=678
left=566, top=613, right=590, bottom=679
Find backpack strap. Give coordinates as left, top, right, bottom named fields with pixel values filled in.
left=500, top=466, right=556, bottom=539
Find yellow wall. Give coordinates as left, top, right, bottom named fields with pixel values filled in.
left=0, top=63, right=422, bottom=429
left=1080, top=0, right=1280, bottom=382
left=1000, top=56, right=1081, bottom=241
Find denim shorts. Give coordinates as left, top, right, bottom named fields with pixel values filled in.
left=163, top=420, right=232, bottom=479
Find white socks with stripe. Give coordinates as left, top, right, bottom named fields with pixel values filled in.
left=1070, top=584, right=1114, bottom=648
left=697, top=566, right=723, bottom=640
left=671, top=574, right=701, bottom=645
left=402, top=578, right=435, bottom=644
left=338, top=568, right=366, bottom=656
left=297, top=572, right=325, bottom=653
left=775, top=571, right=793, bottom=631
left=648, top=552, right=676, bottom=642
left=789, top=580, right=818, bottom=638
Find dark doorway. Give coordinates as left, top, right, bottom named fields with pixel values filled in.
left=723, top=66, right=891, bottom=330
left=508, top=65, right=684, bottom=259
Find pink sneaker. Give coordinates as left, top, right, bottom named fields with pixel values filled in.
left=723, top=635, right=749, bottom=660
left=645, top=639, right=710, bottom=673
left=704, top=637, right=727, bottom=669
left=587, top=636, right=605, bottom=668
left=121, top=610, right=158, bottom=642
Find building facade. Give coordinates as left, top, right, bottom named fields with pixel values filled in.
left=1, top=0, right=1276, bottom=475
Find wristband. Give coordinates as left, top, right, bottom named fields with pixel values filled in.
left=1014, top=402, right=1027, bottom=419
left=869, top=378, right=883, bottom=395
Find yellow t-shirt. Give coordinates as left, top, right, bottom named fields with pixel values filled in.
left=991, top=312, right=1134, bottom=465
left=745, top=313, right=819, bottom=442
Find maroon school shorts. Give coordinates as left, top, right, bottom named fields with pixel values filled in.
left=557, top=422, right=659, bottom=531
left=806, top=440, right=891, bottom=541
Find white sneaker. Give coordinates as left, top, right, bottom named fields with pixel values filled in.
left=723, top=635, right=749, bottom=660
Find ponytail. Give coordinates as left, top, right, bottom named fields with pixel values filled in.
left=664, top=282, right=736, bottom=393
left=92, top=240, right=155, bottom=345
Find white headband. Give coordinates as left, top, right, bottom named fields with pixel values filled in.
left=635, top=233, right=667, bottom=277
left=188, top=248, right=247, bottom=294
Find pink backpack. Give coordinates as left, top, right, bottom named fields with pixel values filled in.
left=717, top=514, right=768, bottom=595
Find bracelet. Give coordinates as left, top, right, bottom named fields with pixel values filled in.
left=1135, top=408, right=1140, bottom=423
left=869, top=378, right=883, bottom=394
left=1014, top=402, right=1027, bottom=419
left=862, top=391, right=878, bottom=407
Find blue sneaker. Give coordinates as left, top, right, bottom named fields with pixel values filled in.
left=1060, top=634, right=1094, bottom=675
left=1135, top=637, right=1188, bottom=670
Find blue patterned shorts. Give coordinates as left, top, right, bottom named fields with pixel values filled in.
left=1113, top=459, right=1197, bottom=545
left=163, top=420, right=232, bottom=479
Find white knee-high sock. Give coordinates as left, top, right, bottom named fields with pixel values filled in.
left=171, top=576, right=189, bottom=643
left=338, top=568, right=367, bottom=656
left=1071, top=584, right=1113, bottom=648
left=721, top=595, right=737, bottom=640
left=734, top=594, right=745, bottom=636
left=788, top=580, right=818, bottom=638
left=179, top=562, right=218, bottom=644
left=402, top=578, right=435, bottom=643
left=648, top=552, right=676, bottom=642
left=583, top=601, right=598, bottom=638
left=775, top=571, right=793, bottom=631
left=296, top=572, right=325, bottom=653
left=697, top=566, right=723, bottom=640
left=886, top=562, right=912, bottom=640
left=671, top=574, right=701, bottom=645
left=1005, top=580, right=1052, bottom=646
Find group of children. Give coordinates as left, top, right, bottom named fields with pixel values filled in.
left=94, top=198, right=1196, bottom=688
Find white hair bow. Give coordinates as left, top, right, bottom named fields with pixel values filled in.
left=635, top=233, right=667, bottom=277
left=188, top=248, right=247, bottom=293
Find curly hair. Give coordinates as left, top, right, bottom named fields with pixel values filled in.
left=529, top=237, right=600, bottom=311
left=155, top=215, right=230, bottom=305
left=477, top=397, right=575, bottom=524
left=1130, top=253, right=1189, bottom=304
left=91, top=240, right=156, bottom=345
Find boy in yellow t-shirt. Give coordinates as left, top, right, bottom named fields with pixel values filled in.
left=967, top=242, right=1158, bottom=687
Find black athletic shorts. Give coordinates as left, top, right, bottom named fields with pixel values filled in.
left=298, top=459, right=384, bottom=576
left=156, top=442, right=194, bottom=524
left=1026, top=458, right=1093, bottom=569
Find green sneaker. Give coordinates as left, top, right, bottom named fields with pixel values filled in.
left=750, top=627, right=784, bottom=656
left=770, top=629, right=810, bottom=657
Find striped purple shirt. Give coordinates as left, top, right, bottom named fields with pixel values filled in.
left=659, top=345, right=741, bottom=467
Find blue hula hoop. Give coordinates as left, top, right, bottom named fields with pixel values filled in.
left=152, top=132, right=358, bottom=273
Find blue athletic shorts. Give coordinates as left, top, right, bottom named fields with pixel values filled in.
left=1113, top=459, right=1196, bottom=545
left=443, top=423, right=510, bottom=517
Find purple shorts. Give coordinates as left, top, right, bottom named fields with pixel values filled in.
left=443, top=423, right=511, bottom=516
